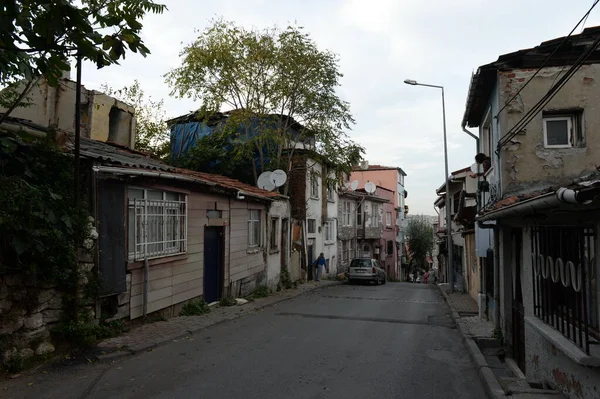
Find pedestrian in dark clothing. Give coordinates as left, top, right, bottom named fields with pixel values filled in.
left=313, top=253, right=326, bottom=282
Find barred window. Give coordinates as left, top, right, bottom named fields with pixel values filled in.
left=128, top=188, right=187, bottom=261
left=531, top=226, right=599, bottom=354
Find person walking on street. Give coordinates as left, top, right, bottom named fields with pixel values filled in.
left=313, top=253, right=326, bottom=282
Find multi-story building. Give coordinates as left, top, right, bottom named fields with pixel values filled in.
left=336, top=187, right=391, bottom=276
left=462, top=27, right=600, bottom=398
left=351, top=161, right=407, bottom=279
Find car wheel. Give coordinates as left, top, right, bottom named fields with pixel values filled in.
left=382, top=277, right=386, bottom=285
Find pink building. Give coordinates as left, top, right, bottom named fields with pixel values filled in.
left=350, top=161, right=407, bottom=280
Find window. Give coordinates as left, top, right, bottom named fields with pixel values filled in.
left=386, top=212, right=392, bottom=227
left=342, top=201, right=351, bottom=226
left=248, top=209, right=261, bottom=247
left=342, top=240, right=349, bottom=263
left=356, top=204, right=362, bottom=226
left=307, top=219, right=316, bottom=234
left=387, top=240, right=394, bottom=256
left=310, top=172, right=319, bottom=198
left=325, top=219, right=334, bottom=241
left=270, top=218, right=279, bottom=250
left=327, top=185, right=335, bottom=201
left=128, top=188, right=187, bottom=261
left=453, top=191, right=460, bottom=214
left=531, top=226, right=598, bottom=354
left=371, top=204, right=379, bottom=227
left=543, top=116, right=572, bottom=148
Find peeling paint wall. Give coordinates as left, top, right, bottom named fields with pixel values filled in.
left=497, top=65, right=600, bottom=195
left=0, top=79, right=136, bottom=149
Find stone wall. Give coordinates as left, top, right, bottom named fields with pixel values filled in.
left=1, top=217, right=98, bottom=368
left=0, top=275, right=62, bottom=365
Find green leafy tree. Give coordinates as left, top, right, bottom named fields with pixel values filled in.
left=165, top=19, right=364, bottom=192
left=405, top=215, right=434, bottom=272
left=0, top=0, right=167, bottom=123
left=101, top=80, right=169, bottom=158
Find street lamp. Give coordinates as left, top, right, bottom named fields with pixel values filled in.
left=404, top=78, right=454, bottom=292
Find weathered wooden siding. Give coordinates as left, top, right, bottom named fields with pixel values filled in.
left=127, top=191, right=270, bottom=318
left=129, top=192, right=230, bottom=319
left=229, top=200, right=267, bottom=297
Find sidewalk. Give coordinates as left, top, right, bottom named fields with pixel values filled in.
left=96, top=280, right=341, bottom=361
left=438, top=285, right=563, bottom=399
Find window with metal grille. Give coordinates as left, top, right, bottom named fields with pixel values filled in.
left=357, top=204, right=362, bottom=226
left=531, top=226, right=599, bottom=354
left=342, top=201, right=351, bottom=226
left=128, top=188, right=187, bottom=261
left=248, top=209, right=261, bottom=247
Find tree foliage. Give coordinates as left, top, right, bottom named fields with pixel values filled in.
left=100, top=80, right=169, bottom=158
left=0, top=0, right=167, bottom=122
left=0, top=134, right=89, bottom=286
left=405, top=215, right=434, bottom=271
left=165, top=19, right=364, bottom=190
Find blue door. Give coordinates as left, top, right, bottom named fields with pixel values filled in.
left=204, top=227, right=223, bottom=303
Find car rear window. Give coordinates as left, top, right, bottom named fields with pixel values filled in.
left=350, top=259, right=371, bottom=268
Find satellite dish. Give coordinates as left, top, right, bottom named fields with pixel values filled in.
left=364, top=181, right=376, bottom=194
left=271, top=169, right=287, bottom=187
left=470, top=162, right=479, bottom=174
left=257, top=171, right=276, bottom=191
left=350, top=180, right=359, bottom=190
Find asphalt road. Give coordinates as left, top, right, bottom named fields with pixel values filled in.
left=4, top=283, right=486, bottom=399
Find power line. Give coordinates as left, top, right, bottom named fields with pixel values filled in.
left=493, top=0, right=599, bottom=121
left=497, top=33, right=600, bottom=150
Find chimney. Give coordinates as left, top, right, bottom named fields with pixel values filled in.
left=360, top=160, right=369, bottom=170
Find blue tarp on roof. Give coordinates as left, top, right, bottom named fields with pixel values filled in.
left=170, top=122, right=215, bottom=159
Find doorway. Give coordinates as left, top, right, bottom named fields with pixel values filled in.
left=204, top=226, right=224, bottom=303
left=511, top=228, right=526, bottom=373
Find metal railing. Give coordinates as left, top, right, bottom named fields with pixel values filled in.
left=531, top=225, right=598, bottom=354
left=129, top=198, right=187, bottom=261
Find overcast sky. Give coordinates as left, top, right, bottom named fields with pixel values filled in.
left=80, top=0, right=600, bottom=215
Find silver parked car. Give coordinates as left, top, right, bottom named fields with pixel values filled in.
left=348, top=258, right=386, bottom=285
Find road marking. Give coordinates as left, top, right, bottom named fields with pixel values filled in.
left=275, top=312, right=455, bottom=329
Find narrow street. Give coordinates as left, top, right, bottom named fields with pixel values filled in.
left=4, top=283, right=485, bottom=399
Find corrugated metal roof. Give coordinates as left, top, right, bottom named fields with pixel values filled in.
left=69, top=137, right=282, bottom=200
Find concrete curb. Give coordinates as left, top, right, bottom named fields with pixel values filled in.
left=96, top=281, right=343, bottom=362
left=438, top=286, right=506, bottom=399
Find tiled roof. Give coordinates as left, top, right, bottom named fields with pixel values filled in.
left=68, top=137, right=282, bottom=201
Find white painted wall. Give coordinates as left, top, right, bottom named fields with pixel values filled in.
left=304, top=158, right=338, bottom=278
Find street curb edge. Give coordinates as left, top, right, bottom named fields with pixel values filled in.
left=437, top=285, right=506, bottom=399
